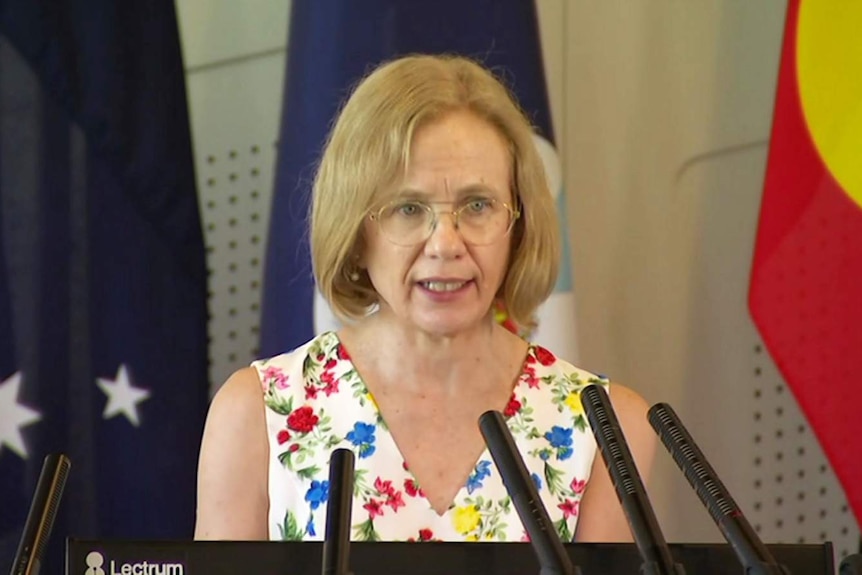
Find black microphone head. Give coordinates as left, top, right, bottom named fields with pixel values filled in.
left=840, top=553, right=862, bottom=575
left=322, top=448, right=355, bottom=575
left=648, top=402, right=783, bottom=572
left=580, top=385, right=680, bottom=574
left=479, top=410, right=576, bottom=575
left=580, top=384, right=638, bottom=496
left=647, top=403, right=739, bottom=522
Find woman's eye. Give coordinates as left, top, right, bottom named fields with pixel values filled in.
left=392, top=202, right=424, bottom=217
left=465, top=198, right=493, bottom=213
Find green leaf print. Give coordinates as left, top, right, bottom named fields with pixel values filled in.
left=352, top=519, right=380, bottom=542
left=296, top=465, right=321, bottom=480
left=280, top=509, right=305, bottom=541
left=572, top=413, right=587, bottom=433
left=555, top=517, right=572, bottom=543
left=544, top=462, right=566, bottom=496
left=354, top=469, right=370, bottom=497
left=265, top=393, right=293, bottom=416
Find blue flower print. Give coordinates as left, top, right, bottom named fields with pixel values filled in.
left=531, top=473, right=543, bottom=492
left=346, top=422, right=377, bottom=459
left=305, top=479, right=329, bottom=510
left=466, top=460, right=493, bottom=494
left=305, top=515, right=316, bottom=537
left=544, top=426, right=573, bottom=448
left=544, top=426, right=574, bottom=461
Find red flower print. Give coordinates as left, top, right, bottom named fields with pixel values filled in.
left=261, top=366, right=289, bottom=390
left=276, top=430, right=291, bottom=445
left=363, top=499, right=384, bottom=519
left=523, top=365, right=540, bottom=389
left=324, top=358, right=337, bottom=370
left=316, top=353, right=325, bottom=361
left=418, top=528, right=434, bottom=542
left=504, top=395, right=522, bottom=417
left=386, top=491, right=405, bottom=512
left=404, top=479, right=420, bottom=497
left=304, top=384, right=319, bottom=400
left=337, top=344, right=351, bottom=361
left=570, top=478, right=586, bottom=494
left=289, top=443, right=300, bottom=453
left=287, top=406, right=319, bottom=433
left=558, top=499, right=579, bottom=519
left=534, top=346, right=556, bottom=366
left=374, top=477, right=395, bottom=496
left=320, top=370, right=340, bottom=396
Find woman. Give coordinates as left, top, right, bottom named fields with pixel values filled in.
left=195, top=54, right=655, bottom=542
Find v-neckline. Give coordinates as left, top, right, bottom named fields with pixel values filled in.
left=328, top=331, right=533, bottom=518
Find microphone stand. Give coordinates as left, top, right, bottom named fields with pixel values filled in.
left=11, top=453, right=71, bottom=575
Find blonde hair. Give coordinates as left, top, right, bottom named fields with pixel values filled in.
left=310, top=53, right=560, bottom=328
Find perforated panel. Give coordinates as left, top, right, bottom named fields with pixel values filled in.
left=198, top=143, right=274, bottom=388
left=184, top=46, right=286, bottom=391
left=750, top=342, right=859, bottom=559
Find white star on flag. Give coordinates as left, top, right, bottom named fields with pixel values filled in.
left=0, top=371, right=42, bottom=459
left=97, top=364, right=150, bottom=427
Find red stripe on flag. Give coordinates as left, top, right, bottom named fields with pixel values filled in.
left=750, top=0, right=862, bottom=526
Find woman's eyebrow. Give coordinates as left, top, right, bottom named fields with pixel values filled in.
left=393, top=184, right=505, bottom=201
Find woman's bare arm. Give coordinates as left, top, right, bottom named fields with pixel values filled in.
left=574, top=383, right=657, bottom=542
left=194, top=366, right=269, bottom=540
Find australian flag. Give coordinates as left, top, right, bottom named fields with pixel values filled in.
left=260, top=0, right=579, bottom=361
left=0, top=2, right=209, bottom=573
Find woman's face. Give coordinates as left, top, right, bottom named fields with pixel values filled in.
left=360, top=110, right=515, bottom=338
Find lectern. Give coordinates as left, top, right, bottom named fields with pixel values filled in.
left=66, top=539, right=833, bottom=575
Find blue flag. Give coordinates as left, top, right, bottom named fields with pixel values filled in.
left=0, top=2, right=209, bottom=572
left=261, top=0, right=579, bottom=360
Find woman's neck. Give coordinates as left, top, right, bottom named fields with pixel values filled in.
left=339, top=313, right=526, bottom=398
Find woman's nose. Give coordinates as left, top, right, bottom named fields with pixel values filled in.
left=424, top=211, right=466, bottom=257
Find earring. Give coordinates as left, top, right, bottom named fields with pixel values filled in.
left=349, top=269, right=360, bottom=282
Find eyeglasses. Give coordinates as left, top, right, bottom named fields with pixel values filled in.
left=368, top=196, right=520, bottom=247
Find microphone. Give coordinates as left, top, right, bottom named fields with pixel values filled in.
left=321, top=448, right=355, bottom=575
left=479, top=410, right=579, bottom=575
left=648, top=402, right=789, bottom=575
left=579, top=385, right=685, bottom=575
left=10, top=452, right=71, bottom=575
left=840, top=554, right=862, bottom=575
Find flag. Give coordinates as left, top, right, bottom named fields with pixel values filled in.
left=0, top=2, right=209, bottom=572
left=260, top=0, right=579, bottom=362
left=749, top=0, right=862, bottom=525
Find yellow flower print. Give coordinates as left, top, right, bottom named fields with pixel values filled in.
left=564, top=392, right=584, bottom=414
left=367, top=392, right=379, bottom=411
left=452, top=505, right=481, bottom=535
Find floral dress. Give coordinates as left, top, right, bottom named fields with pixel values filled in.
left=253, top=331, right=609, bottom=543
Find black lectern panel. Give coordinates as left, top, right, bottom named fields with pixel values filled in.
left=67, top=539, right=833, bottom=575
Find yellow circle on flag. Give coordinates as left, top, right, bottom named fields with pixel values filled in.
left=797, top=2, right=862, bottom=207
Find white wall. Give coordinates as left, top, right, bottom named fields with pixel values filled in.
left=177, top=0, right=859, bottom=560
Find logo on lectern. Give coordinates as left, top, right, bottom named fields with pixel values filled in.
left=85, top=551, right=106, bottom=575
left=84, top=550, right=184, bottom=575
